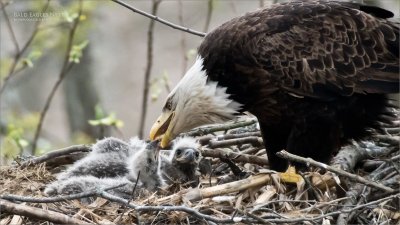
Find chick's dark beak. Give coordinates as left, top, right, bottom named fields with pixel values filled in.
left=181, top=148, right=198, bottom=162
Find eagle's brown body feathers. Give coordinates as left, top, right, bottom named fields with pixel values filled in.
left=198, top=1, right=399, bottom=171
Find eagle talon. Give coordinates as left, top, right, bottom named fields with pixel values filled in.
left=278, top=166, right=302, bottom=183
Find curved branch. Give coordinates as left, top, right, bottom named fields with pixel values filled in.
left=110, top=0, right=206, bottom=37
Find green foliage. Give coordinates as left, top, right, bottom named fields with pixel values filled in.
left=71, top=131, right=94, bottom=145
left=69, top=40, right=89, bottom=63
left=88, top=105, right=124, bottom=128
left=1, top=137, right=21, bottom=159
left=21, top=50, right=43, bottom=68
left=1, top=0, right=101, bottom=161
left=0, top=58, right=12, bottom=78
left=1, top=113, right=39, bottom=159
left=150, top=71, right=171, bottom=102
left=64, top=11, right=80, bottom=23
left=7, top=125, right=29, bottom=148
left=187, top=48, right=197, bottom=61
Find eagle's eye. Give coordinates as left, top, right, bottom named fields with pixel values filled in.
left=164, top=99, right=173, bottom=111
left=195, top=152, right=200, bottom=158
left=176, top=149, right=182, bottom=156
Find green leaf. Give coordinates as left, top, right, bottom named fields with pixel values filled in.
left=20, top=50, right=42, bottom=68
left=187, top=49, right=197, bottom=59
left=69, top=40, right=89, bottom=63
left=88, top=120, right=100, bottom=126
left=18, top=139, right=29, bottom=148
left=94, top=105, right=106, bottom=119
left=64, top=12, right=79, bottom=23
left=88, top=110, right=124, bottom=128
left=27, top=50, right=42, bottom=60
left=22, top=59, right=34, bottom=68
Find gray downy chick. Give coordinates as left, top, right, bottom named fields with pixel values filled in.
left=126, top=140, right=165, bottom=191
left=159, top=137, right=201, bottom=187
left=57, top=137, right=146, bottom=180
left=44, top=175, right=138, bottom=203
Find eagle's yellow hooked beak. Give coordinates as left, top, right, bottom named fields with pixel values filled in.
left=149, top=111, right=175, bottom=148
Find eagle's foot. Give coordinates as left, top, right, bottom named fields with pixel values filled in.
left=278, top=166, right=302, bottom=183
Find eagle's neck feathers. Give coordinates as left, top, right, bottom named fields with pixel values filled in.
left=169, top=56, right=241, bottom=131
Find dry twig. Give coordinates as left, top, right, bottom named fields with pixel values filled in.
left=277, top=150, right=395, bottom=193
left=208, top=136, right=263, bottom=148
left=138, top=0, right=162, bottom=138
left=201, top=147, right=268, bottom=166
left=0, top=0, right=50, bottom=95
left=185, top=119, right=258, bottom=137
left=0, top=199, right=91, bottom=224
left=19, top=144, right=91, bottom=168
left=31, top=0, right=84, bottom=154
left=111, top=0, right=206, bottom=37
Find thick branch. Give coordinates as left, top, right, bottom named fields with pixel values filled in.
left=0, top=199, right=90, bottom=224
left=19, top=144, right=91, bottom=168
left=185, top=173, right=271, bottom=201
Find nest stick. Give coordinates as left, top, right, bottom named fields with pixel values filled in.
left=184, top=119, right=257, bottom=137
left=185, top=174, right=271, bottom=201
left=201, top=148, right=268, bottom=166
left=208, top=137, right=263, bottom=148
left=0, top=199, right=91, bottom=224
left=277, top=150, right=395, bottom=193
left=0, top=183, right=128, bottom=203
left=19, top=144, right=91, bottom=168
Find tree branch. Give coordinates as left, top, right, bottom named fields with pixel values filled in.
left=110, top=0, right=206, bottom=37
left=31, top=0, right=84, bottom=154
left=1, top=0, right=19, bottom=52
left=203, top=0, right=213, bottom=33
left=0, top=0, right=50, bottom=95
left=138, top=0, right=161, bottom=139
left=177, top=0, right=188, bottom=76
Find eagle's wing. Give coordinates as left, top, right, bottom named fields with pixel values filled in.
left=239, top=1, right=399, bottom=99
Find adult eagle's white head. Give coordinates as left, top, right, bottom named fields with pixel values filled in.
left=149, top=57, right=241, bottom=147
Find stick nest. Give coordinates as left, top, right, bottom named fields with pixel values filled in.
left=1, top=116, right=399, bottom=225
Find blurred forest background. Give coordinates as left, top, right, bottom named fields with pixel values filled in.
left=1, top=0, right=399, bottom=164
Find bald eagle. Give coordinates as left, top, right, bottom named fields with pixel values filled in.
left=150, top=1, right=399, bottom=172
